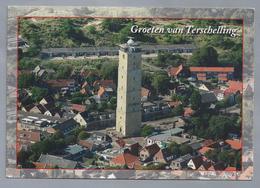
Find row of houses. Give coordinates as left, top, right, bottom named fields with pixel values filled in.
left=167, top=65, right=235, bottom=82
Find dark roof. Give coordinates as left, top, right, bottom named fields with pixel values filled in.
left=41, top=96, right=54, bottom=104
left=78, top=111, right=92, bottom=122
left=143, top=144, right=160, bottom=156
left=190, top=156, right=203, bottom=169
left=200, top=92, right=217, bottom=104
left=37, top=154, right=78, bottom=169
left=53, top=118, right=78, bottom=134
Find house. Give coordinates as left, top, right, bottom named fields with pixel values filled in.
left=63, top=144, right=89, bottom=161
left=200, top=91, right=217, bottom=104
left=44, top=108, right=63, bottom=118
left=189, top=67, right=234, bottom=81
left=224, top=80, right=243, bottom=95
left=29, top=103, right=55, bottom=115
left=127, top=142, right=142, bottom=156
left=78, top=133, right=111, bottom=152
left=170, top=154, right=193, bottom=170
left=110, top=152, right=141, bottom=169
left=73, top=111, right=115, bottom=130
left=141, top=87, right=151, bottom=102
left=17, top=130, right=41, bottom=144
left=225, top=139, right=242, bottom=150
left=73, top=111, right=92, bottom=127
left=142, top=101, right=172, bottom=121
left=17, top=130, right=41, bottom=150
left=71, top=104, right=87, bottom=113
left=21, top=103, right=35, bottom=112
left=146, top=128, right=185, bottom=147
left=198, top=161, right=212, bottom=170
left=39, top=96, right=54, bottom=105
left=187, top=156, right=203, bottom=170
left=139, top=143, right=160, bottom=162
left=167, top=64, right=183, bottom=78
left=29, top=104, right=46, bottom=114
left=47, top=118, right=78, bottom=135
left=153, top=148, right=174, bottom=164
left=36, top=154, right=80, bottom=169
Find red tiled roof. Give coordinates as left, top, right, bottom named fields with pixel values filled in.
left=199, top=146, right=213, bottom=155
left=71, top=104, right=86, bottom=113
left=190, top=67, right=234, bottom=73
left=111, top=153, right=141, bottom=169
left=225, top=167, right=237, bottom=171
left=18, top=130, right=41, bottom=143
left=225, top=139, right=242, bottom=150
left=168, top=64, right=183, bottom=77
left=224, top=80, right=243, bottom=95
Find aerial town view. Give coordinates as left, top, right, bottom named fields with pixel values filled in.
left=17, top=18, right=243, bottom=171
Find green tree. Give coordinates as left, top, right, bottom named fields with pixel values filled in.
left=168, top=142, right=181, bottom=157
left=190, top=90, right=201, bottom=110
left=78, top=131, right=90, bottom=140
left=100, top=62, right=118, bottom=82
left=17, top=149, right=34, bottom=168
left=18, top=73, right=35, bottom=89
left=101, top=18, right=129, bottom=32
left=205, top=149, right=219, bottom=162
left=188, top=46, right=218, bottom=66
left=208, top=115, right=233, bottom=140
left=56, top=65, right=72, bottom=79
left=19, top=58, right=41, bottom=70
left=31, top=87, right=48, bottom=102
left=172, top=104, right=184, bottom=116
left=179, top=144, right=193, bottom=155
left=141, top=125, right=155, bottom=137
left=152, top=72, right=170, bottom=95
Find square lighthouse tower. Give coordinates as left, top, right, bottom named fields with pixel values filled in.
left=116, top=38, right=142, bottom=137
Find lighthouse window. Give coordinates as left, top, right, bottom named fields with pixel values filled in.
left=122, top=54, right=125, bottom=59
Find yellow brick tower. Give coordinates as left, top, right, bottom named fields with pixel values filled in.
left=116, top=38, right=142, bottom=137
